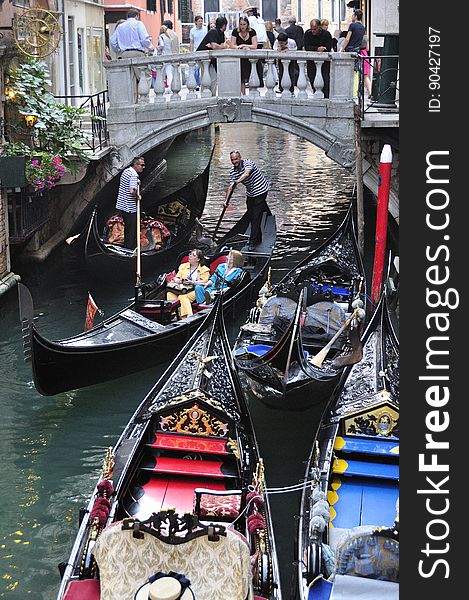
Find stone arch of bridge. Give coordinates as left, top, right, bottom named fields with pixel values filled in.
left=113, top=101, right=356, bottom=173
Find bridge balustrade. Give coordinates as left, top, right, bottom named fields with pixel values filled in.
left=105, top=50, right=355, bottom=106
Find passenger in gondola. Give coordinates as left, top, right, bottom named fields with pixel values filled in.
left=166, top=249, right=210, bottom=318
left=196, top=249, right=244, bottom=304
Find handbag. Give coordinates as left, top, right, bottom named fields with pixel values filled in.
left=166, top=281, right=195, bottom=294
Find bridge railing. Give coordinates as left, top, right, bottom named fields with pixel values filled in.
left=104, top=50, right=356, bottom=107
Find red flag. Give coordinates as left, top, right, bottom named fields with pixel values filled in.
left=84, top=292, right=99, bottom=331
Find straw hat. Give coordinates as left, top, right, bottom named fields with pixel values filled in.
left=134, top=576, right=192, bottom=600
left=243, top=6, right=256, bottom=13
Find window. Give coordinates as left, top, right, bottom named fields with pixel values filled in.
left=147, top=0, right=157, bottom=11
left=178, top=0, right=192, bottom=22
left=298, top=0, right=303, bottom=23
left=318, top=0, right=322, bottom=20
left=160, top=0, right=165, bottom=15
left=332, top=0, right=337, bottom=23
left=340, top=0, right=347, bottom=22
left=168, top=0, right=173, bottom=13
left=204, top=0, right=219, bottom=14
left=261, top=0, right=277, bottom=22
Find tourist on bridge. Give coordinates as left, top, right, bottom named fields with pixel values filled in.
left=304, top=19, right=333, bottom=98
left=196, top=16, right=230, bottom=94
left=115, top=157, right=145, bottom=249
left=224, top=151, right=270, bottom=251
left=231, top=16, right=258, bottom=95
left=163, top=20, right=180, bottom=54
left=190, top=15, right=207, bottom=89
left=244, top=7, right=267, bottom=87
left=109, top=9, right=153, bottom=57
left=273, top=32, right=298, bottom=95
left=285, top=15, right=304, bottom=50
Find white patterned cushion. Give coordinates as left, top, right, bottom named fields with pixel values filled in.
left=93, top=522, right=254, bottom=600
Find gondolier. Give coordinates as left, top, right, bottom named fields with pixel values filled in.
left=225, top=150, right=270, bottom=251
left=115, top=156, right=145, bottom=249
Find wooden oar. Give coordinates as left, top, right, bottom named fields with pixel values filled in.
left=212, top=183, right=236, bottom=241
left=311, top=308, right=359, bottom=368
left=134, top=182, right=142, bottom=302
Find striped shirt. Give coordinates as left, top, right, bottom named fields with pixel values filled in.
left=229, top=159, right=270, bottom=198
left=115, top=166, right=139, bottom=213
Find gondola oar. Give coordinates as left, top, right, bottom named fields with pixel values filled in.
left=311, top=308, right=361, bottom=368
left=212, top=183, right=236, bottom=241
left=134, top=181, right=142, bottom=303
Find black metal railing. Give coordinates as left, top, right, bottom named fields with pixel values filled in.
left=357, top=54, right=399, bottom=118
left=53, top=90, right=110, bottom=153
left=7, top=187, right=50, bottom=244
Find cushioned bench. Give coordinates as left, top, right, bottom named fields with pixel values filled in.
left=140, top=456, right=237, bottom=478
left=334, top=436, right=399, bottom=457
left=93, top=521, right=254, bottom=600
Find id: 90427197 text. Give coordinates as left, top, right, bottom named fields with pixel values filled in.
left=428, top=27, right=441, bottom=113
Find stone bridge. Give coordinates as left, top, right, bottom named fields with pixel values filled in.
left=104, top=50, right=357, bottom=170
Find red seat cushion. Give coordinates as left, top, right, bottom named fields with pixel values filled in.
left=63, top=579, right=100, bottom=600
left=209, top=255, right=227, bottom=275
left=199, top=493, right=242, bottom=519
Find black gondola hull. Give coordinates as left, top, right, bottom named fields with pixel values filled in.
left=22, top=211, right=277, bottom=396
left=233, top=204, right=366, bottom=410
left=84, top=160, right=212, bottom=281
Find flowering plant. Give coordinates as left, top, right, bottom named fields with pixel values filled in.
left=26, top=154, right=66, bottom=191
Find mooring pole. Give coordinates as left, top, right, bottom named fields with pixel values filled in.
left=371, top=144, right=393, bottom=306
left=354, top=105, right=365, bottom=257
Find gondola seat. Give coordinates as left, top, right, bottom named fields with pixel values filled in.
left=137, top=299, right=180, bottom=323
left=92, top=521, right=253, bottom=600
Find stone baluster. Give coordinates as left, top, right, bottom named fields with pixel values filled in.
left=280, top=59, right=292, bottom=98
left=137, top=67, right=150, bottom=104
left=186, top=60, right=198, bottom=99
left=200, top=59, right=213, bottom=98
left=264, top=58, right=276, bottom=99
left=296, top=59, right=308, bottom=99
left=170, top=62, right=182, bottom=101
left=313, top=59, right=325, bottom=99
left=248, top=58, right=260, bottom=97
left=153, top=63, right=166, bottom=103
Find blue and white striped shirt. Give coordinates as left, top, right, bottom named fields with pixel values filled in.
left=115, top=166, right=138, bottom=213
left=229, top=159, right=270, bottom=198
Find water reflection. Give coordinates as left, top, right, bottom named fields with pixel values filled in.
left=0, top=123, right=354, bottom=599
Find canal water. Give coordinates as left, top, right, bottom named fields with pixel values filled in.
left=0, top=123, right=357, bottom=599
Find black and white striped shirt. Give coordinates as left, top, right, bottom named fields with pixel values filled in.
left=229, top=159, right=270, bottom=198
left=115, top=166, right=138, bottom=213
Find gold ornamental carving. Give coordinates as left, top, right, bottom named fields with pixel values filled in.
left=159, top=403, right=229, bottom=437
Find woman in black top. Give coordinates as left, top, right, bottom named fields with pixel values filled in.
left=231, top=16, right=257, bottom=94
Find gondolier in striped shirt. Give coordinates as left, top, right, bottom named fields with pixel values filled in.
left=225, top=150, right=270, bottom=250
left=115, top=156, right=145, bottom=249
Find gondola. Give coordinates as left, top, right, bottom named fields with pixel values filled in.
left=19, top=207, right=276, bottom=396
left=297, top=292, right=399, bottom=600
left=233, top=204, right=366, bottom=410
left=83, top=158, right=213, bottom=281
left=56, top=295, right=282, bottom=600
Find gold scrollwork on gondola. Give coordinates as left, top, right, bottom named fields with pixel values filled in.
left=344, top=404, right=399, bottom=437
left=102, top=447, right=115, bottom=479
left=159, top=403, right=229, bottom=437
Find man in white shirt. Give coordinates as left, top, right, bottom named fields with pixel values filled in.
left=110, top=9, right=153, bottom=57
left=190, top=15, right=207, bottom=89
left=244, top=7, right=266, bottom=87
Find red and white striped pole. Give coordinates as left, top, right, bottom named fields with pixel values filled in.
left=371, top=144, right=392, bottom=306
